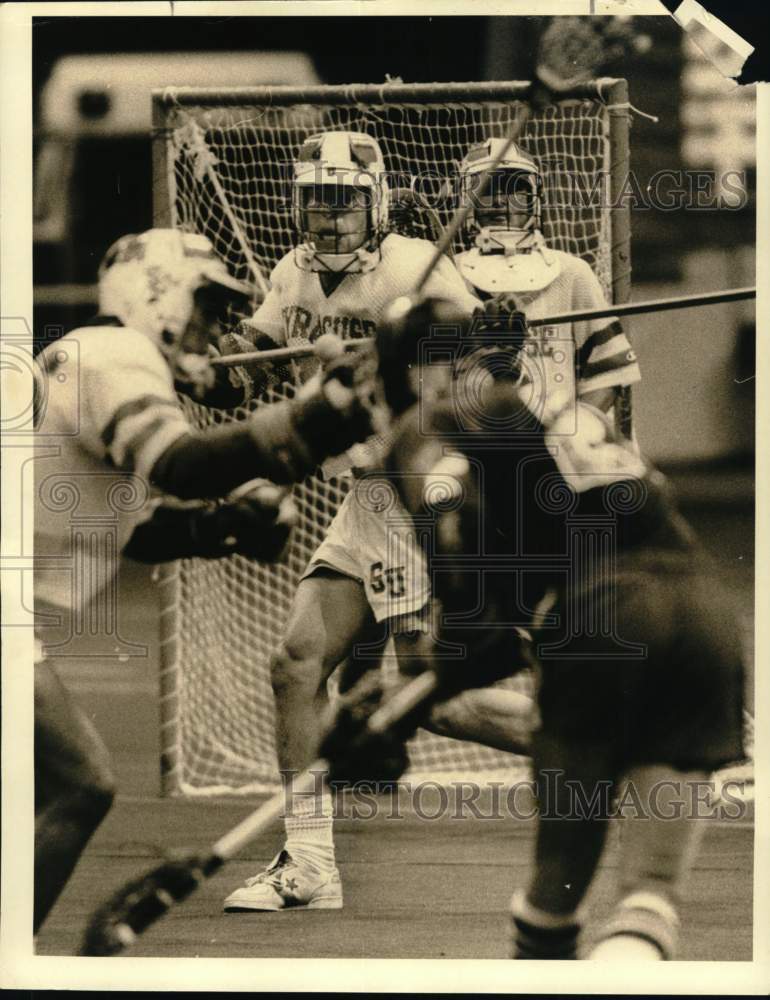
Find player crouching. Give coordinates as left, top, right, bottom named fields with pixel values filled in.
left=33, top=228, right=374, bottom=936
left=369, top=298, right=745, bottom=960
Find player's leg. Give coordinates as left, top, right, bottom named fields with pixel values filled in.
left=511, top=731, right=617, bottom=960
left=587, top=763, right=707, bottom=961
left=224, top=485, right=428, bottom=912
left=34, top=660, right=116, bottom=933
left=588, top=574, right=745, bottom=960
left=392, top=618, right=536, bottom=756
left=422, top=683, right=535, bottom=756
left=269, top=486, right=386, bottom=779
left=223, top=568, right=375, bottom=912
left=272, top=569, right=375, bottom=774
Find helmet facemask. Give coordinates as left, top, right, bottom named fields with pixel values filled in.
left=460, top=141, right=543, bottom=256
left=293, top=132, right=389, bottom=274
left=298, top=183, right=375, bottom=260
left=171, top=280, right=252, bottom=395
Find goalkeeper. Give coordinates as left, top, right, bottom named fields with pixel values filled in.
left=454, top=138, right=640, bottom=421
left=411, top=137, right=643, bottom=749
left=33, top=228, right=373, bottom=935
left=366, top=303, right=745, bottom=960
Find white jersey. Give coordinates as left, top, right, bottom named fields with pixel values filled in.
left=35, top=323, right=190, bottom=615
left=252, top=233, right=480, bottom=347
left=456, top=247, right=641, bottom=403
left=253, top=233, right=481, bottom=472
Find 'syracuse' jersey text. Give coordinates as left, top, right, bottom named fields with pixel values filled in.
left=252, top=233, right=480, bottom=346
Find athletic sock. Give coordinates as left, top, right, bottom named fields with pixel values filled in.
left=588, top=891, right=680, bottom=961
left=510, top=890, right=581, bottom=959
left=284, top=787, right=335, bottom=873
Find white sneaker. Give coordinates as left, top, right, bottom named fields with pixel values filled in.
left=223, top=850, right=343, bottom=912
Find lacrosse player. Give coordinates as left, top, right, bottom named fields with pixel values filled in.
left=374, top=299, right=744, bottom=960
left=33, top=227, right=373, bottom=933
left=222, top=130, right=483, bottom=913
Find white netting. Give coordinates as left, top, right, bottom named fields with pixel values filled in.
left=166, top=96, right=614, bottom=298
left=156, top=83, right=625, bottom=795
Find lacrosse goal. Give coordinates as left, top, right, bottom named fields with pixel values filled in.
left=153, top=79, right=632, bottom=795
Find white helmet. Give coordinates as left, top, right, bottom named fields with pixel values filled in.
left=292, top=131, right=389, bottom=274
left=460, top=139, right=543, bottom=255
left=98, top=228, right=252, bottom=390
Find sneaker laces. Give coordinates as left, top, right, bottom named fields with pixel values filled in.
left=243, top=850, right=295, bottom=889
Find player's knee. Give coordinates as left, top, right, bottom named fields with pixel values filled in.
left=588, top=891, right=680, bottom=961
left=271, top=642, right=322, bottom=698
left=424, top=700, right=455, bottom=737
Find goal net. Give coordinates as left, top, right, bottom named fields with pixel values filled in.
left=153, top=80, right=632, bottom=795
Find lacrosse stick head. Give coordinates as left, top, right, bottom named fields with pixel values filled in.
left=79, top=853, right=215, bottom=956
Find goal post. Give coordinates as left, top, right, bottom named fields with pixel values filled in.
left=152, top=79, right=632, bottom=797
left=606, top=77, right=634, bottom=436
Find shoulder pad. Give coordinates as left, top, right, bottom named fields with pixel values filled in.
left=457, top=246, right=561, bottom=295
left=382, top=231, right=434, bottom=258
left=75, top=323, right=166, bottom=372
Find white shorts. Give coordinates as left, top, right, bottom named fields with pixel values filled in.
left=302, top=477, right=430, bottom=625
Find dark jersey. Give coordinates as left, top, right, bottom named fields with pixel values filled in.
left=388, top=390, right=745, bottom=772
left=467, top=415, right=744, bottom=773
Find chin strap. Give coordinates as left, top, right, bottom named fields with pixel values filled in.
left=476, top=225, right=545, bottom=256
left=294, top=242, right=381, bottom=275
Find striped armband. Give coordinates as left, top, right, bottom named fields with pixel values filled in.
left=576, top=321, right=641, bottom=393
left=102, top=395, right=189, bottom=480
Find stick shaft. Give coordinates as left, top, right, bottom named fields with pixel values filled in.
left=212, top=670, right=441, bottom=858
left=413, top=109, right=531, bottom=295
left=213, top=339, right=367, bottom=367
left=367, top=671, right=439, bottom=734
left=212, top=287, right=756, bottom=368
left=211, top=760, right=326, bottom=860
left=527, top=285, right=756, bottom=328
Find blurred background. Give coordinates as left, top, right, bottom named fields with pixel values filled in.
left=32, top=16, right=754, bottom=773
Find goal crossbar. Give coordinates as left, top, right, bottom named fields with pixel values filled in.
left=154, top=78, right=625, bottom=108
